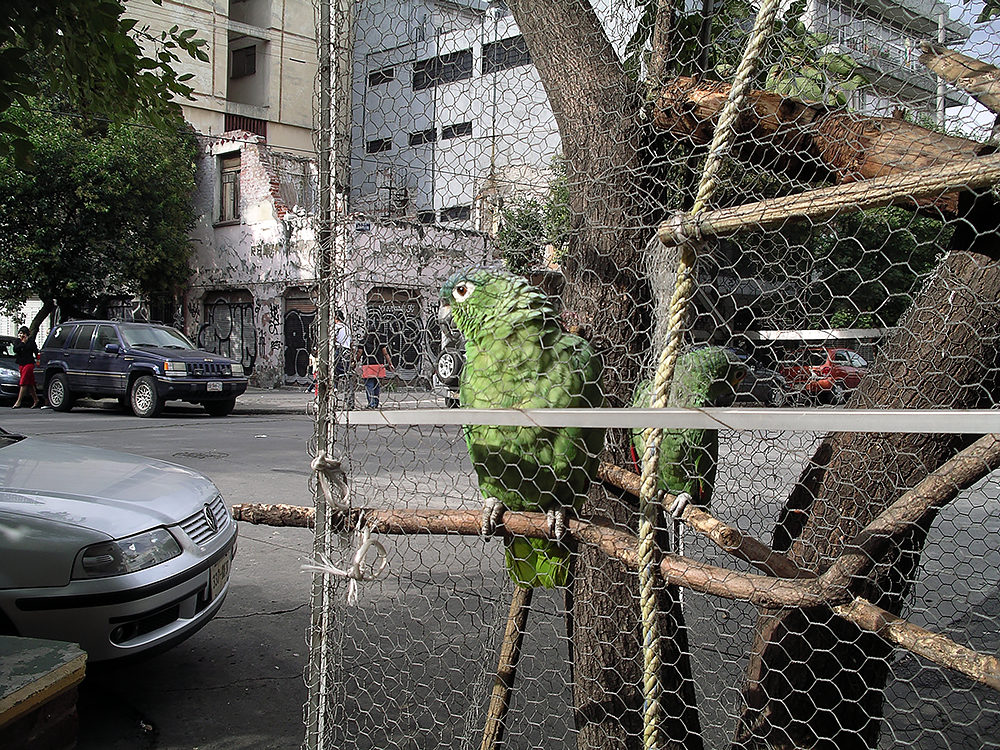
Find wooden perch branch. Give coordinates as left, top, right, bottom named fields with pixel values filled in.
left=657, top=152, right=1000, bottom=246
left=919, top=42, right=1000, bottom=116
left=230, top=434, right=1000, bottom=692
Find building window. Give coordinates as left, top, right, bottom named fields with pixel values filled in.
left=413, top=50, right=473, bottom=90
left=366, top=137, right=393, bottom=154
left=440, top=205, right=471, bottom=223
left=482, top=35, right=531, bottom=74
left=408, top=128, right=437, bottom=146
left=224, top=113, right=267, bottom=141
left=231, top=45, right=257, bottom=78
left=417, top=210, right=436, bottom=224
left=368, top=67, right=395, bottom=87
left=441, top=121, right=472, bottom=140
left=220, top=155, right=241, bottom=223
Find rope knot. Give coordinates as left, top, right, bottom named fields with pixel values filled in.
left=302, top=525, right=388, bottom=606
left=658, top=211, right=702, bottom=248
left=312, top=450, right=350, bottom=511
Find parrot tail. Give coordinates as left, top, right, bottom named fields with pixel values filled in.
left=506, top=536, right=571, bottom=589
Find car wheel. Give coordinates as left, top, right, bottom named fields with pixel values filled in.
left=768, top=388, right=787, bottom=408
left=204, top=398, right=236, bottom=417
left=831, top=382, right=846, bottom=405
left=437, top=350, right=462, bottom=386
left=46, top=373, right=75, bottom=412
left=445, top=396, right=460, bottom=408
left=130, top=375, right=164, bottom=418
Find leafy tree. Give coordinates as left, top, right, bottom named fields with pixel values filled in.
left=494, top=156, right=572, bottom=273
left=0, top=0, right=208, bottom=161
left=0, top=101, right=199, bottom=332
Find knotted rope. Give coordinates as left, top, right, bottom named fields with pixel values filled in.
left=303, top=451, right=389, bottom=605
left=636, top=1, right=784, bottom=745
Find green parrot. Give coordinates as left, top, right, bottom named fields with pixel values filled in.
left=439, top=268, right=605, bottom=589
left=632, top=346, right=747, bottom=516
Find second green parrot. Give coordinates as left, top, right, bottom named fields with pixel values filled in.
left=632, top=346, right=747, bottom=514
left=439, top=268, right=605, bottom=589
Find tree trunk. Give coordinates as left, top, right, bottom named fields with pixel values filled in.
left=509, top=2, right=702, bottom=748
left=736, top=190, right=1000, bottom=750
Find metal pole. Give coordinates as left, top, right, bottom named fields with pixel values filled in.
left=937, top=9, right=946, bottom=129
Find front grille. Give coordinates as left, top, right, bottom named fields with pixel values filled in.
left=179, top=494, right=230, bottom=545
left=189, top=362, right=231, bottom=377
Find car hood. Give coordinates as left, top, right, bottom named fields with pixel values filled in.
left=0, top=437, right=219, bottom=539
left=126, top=346, right=235, bottom=364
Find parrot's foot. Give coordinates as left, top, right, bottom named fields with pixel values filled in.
left=668, top=492, right=693, bottom=521
left=546, top=506, right=568, bottom=541
left=482, top=497, right=506, bottom=536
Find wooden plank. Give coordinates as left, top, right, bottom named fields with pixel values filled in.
left=0, top=637, right=87, bottom=731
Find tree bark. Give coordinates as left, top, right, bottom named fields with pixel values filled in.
left=508, top=2, right=702, bottom=748
left=736, top=190, right=1000, bottom=750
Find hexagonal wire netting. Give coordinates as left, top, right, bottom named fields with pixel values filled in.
left=295, top=0, right=1000, bottom=748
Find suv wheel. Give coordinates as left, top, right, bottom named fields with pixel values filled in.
left=204, top=398, right=236, bottom=417
left=130, top=375, right=164, bottom=418
left=46, top=373, right=75, bottom=412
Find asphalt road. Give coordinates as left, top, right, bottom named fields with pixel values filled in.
left=4, top=394, right=320, bottom=749
left=4, top=393, right=1000, bottom=749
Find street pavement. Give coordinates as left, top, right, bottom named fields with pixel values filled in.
left=5, top=390, right=999, bottom=748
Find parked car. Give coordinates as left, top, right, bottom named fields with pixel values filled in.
left=778, top=347, right=869, bottom=405
left=435, top=325, right=464, bottom=409
left=38, top=321, right=248, bottom=417
left=0, top=427, right=237, bottom=661
left=706, top=346, right=790, bottom=407
left=0, top=335, right=19, bottom=402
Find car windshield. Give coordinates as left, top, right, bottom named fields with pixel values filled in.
left=119, top=325, right=197, bottom=350
left=806, top=350, right=828, bottom=366
left=0, top=339, right=14, bottom=358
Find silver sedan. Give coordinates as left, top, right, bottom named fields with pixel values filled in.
left=0, top=428, right=237, bottom=661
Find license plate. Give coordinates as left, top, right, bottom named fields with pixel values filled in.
left=207, top=381, right=223, bottom=392
left=209, top=554, right=231, bottom=601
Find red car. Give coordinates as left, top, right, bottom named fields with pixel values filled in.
left=778, top=347, right=869, bottom=405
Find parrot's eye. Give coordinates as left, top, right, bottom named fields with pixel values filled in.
left=452, top=282, right=475, bottom=302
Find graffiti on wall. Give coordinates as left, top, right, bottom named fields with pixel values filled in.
left=364, top=300, right=424, bottom=382
left=199, top=296, right=257, bottom=374
left=284, top=307, right=317, bottom=382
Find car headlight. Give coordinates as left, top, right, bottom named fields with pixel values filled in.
left=231, top=363, right=244, bottom=377
left=0, top=366, right=17, bottom=379
left=73, top=528, right=182, bottom=579
left=164, top=361, right=188, bottom=375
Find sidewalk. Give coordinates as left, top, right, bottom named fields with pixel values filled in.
left=235, top=385, right=446, bottom=415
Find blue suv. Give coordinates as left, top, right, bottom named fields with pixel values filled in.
left=38, top=321, right=248, bottom=417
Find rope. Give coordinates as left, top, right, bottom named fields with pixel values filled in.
left=304, top=451, right=389, bottom=605
left=302, top=524, right=388, bottom=606
left=312, top=450, right=351, bottom=512
left=637, top=0, right=784, bottom=745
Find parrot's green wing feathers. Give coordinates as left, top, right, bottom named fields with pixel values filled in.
left=441, top=269, right=605, bottom=588
left=632, top=347, right=747, bottom=508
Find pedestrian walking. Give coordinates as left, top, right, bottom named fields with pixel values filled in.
left=12, top=326, right=40, bottom=409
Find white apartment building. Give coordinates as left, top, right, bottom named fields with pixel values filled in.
left=804, top=0, right=971, bottom=118
left=351, top=0, right=559, bottom=232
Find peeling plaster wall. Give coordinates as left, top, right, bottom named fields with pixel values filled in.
left=336, top=220, right=495, bottom=382
left=186, top=133, right=318, bottom=388
left=185, top=132, right=495, bottom=389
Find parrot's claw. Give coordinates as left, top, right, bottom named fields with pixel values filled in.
left=669, top=492, right=693, bottom=521
left=482, top=497, right=506, bottom=536
left=546, top=507, right=568, bottom=541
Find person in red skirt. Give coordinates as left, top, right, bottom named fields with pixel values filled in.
left=12, top=326, right=40, bottom=409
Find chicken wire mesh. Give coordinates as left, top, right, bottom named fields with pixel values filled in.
left=287, top=0, right=1000, bottom=748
